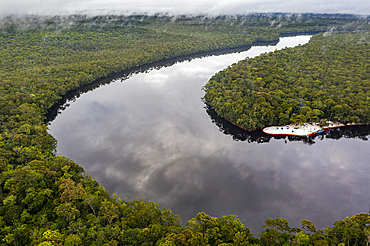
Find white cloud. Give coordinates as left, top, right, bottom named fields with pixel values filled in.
left=1, top=0, right=370, bottom=16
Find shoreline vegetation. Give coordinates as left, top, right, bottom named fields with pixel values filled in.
left=211, top=103, right=370, bottom=137
left=203, top=31, right=370, bottom=135
left=1, top=13, right=370, bottom=245
left=212, top=108, right=370, bottom=137
left=45, top=38, right=281, bottom=123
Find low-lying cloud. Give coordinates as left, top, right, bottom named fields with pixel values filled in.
left=1, top=0, right=370, bottom=16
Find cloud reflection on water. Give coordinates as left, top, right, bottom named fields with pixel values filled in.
left=49, top=36, right=370, bottom=233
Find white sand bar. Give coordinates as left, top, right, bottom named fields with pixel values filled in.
left=262, top=122, right=345, bottom=136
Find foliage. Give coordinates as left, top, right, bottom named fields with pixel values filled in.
left=0, top=13, right=370, bottom=245
left=204, top=31, right=370, bottom=130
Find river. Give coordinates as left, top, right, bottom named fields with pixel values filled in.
left=48, top=36, right=370, bottom=233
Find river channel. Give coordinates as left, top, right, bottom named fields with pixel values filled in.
left=48, top=36, right=370, bottom=233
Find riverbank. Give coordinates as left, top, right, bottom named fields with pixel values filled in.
left=262, top=122, right=347, bottom=136
left=45, top=39, right=280, bottom=123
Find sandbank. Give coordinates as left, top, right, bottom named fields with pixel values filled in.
left=262, top=122, right=346, bottom=136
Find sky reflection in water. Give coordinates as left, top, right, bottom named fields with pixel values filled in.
left=49, top=36, right=370, bottom=233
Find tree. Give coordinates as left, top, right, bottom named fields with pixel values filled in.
left=54, top=202, right=81, bottom=224
left=64, top=234, right=82, bottom=246
left=160, top=229, right=208, bottom=246
left=99, top=199, right=119, bottom=225
left=59, top=178, right=87, bottom=203
left=259, top=218, right=295, bottom=245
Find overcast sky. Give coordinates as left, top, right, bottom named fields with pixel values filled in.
left=1, top=0, right=370, bottom=16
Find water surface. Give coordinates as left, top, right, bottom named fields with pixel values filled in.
left=49, top=36, right=370, bottom=233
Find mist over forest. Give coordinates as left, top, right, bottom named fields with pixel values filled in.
left=2, top=0, right=370, bottom=16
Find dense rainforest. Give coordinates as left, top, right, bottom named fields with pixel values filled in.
left=1, top=13, right=370, bottom=245
left=203, top=31, right=370, bottom=131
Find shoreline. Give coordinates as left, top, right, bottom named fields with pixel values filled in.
left=45, top=32, right=323, bottom=123
left=45, top=38, right=281, bottom=123
left=206, top=103, right=370, bottom=137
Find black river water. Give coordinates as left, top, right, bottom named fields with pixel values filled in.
left=48, top=36, right=370, bottom=233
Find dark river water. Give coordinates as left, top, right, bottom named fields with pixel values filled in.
left=49, top=36, right=370, bottom=234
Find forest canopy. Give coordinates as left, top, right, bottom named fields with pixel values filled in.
left=0, top=13, right=370, bottom=245
left=203, top=31, right=370, bottom=130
